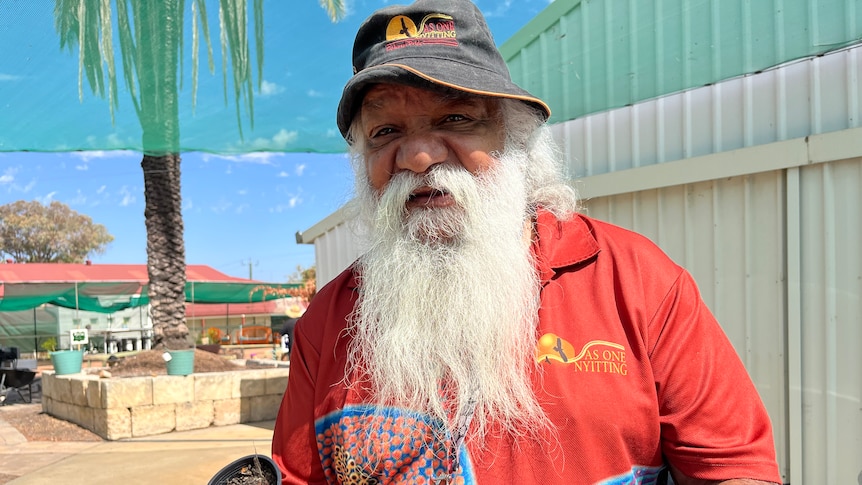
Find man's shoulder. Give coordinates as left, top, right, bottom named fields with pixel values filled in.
left=588, top=214, right=677, bottom=258
left=314, top=264, right=359, bottom=297
left=540, top=211, right=673, bottom=265
left=572, top=213, right=659, bottom=248
left=295, top=265, right=358, bottom=338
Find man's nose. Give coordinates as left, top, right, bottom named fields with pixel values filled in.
left=395, top=133, right=447, bottom=174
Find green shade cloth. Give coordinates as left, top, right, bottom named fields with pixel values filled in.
left=0, top=0, right=352, bottom=154
left=0, top=281, right=302, bottom=313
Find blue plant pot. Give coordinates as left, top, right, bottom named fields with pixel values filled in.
left=50, top=350, right=84, bottom=375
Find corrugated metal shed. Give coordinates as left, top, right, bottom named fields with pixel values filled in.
left=502, top=0, right=862, bottom=127
left=298, top=2, right=862, bottom=482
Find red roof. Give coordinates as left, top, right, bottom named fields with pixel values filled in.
left=0, top=263, right=251, bottom=283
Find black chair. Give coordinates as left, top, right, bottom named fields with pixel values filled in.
left=0, top=348, right=36, bottom=404
left=0, top=368, right=36, bottom=404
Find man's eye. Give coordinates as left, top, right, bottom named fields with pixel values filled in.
left=370, top=127, right=395, bottom=138
left=444, top=114, right=468, bottom=123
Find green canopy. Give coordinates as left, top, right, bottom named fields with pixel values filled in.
left=0, top=0, right=352, bottom=155
left=0, top=281, right=302, bottom=313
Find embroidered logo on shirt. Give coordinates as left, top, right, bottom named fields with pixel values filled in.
left=536, top=333, right=628, bottom=375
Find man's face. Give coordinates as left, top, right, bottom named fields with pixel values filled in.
left=357, top=83, right=505, bottom=205
left=349, top=89, right=548, bottom=439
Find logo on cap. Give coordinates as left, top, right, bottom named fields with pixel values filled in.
left=384, top=13, right=457, bottom=51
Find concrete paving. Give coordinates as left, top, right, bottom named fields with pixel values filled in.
left=4, top=421, right=276, bottom=484
left=0, top=404, right=277, bottom=485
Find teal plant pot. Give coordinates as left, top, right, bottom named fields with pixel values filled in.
left=166, top=349, right=195, bottom=376
left=50, top=350, right=84, bottom=375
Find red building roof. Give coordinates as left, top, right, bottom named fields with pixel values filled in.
left=0, top=263, right=250, bottom=283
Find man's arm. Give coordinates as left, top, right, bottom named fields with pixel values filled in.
left=271, top=319, right=326, bottom=483
left=669, top=464, right=780, bottom=485
left=647, top=270, right=782, bottom=483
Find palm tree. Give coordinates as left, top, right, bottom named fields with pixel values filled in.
left=54, top=0, right=344, bottom=350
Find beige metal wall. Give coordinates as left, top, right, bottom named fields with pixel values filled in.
left=793, top=158, right=862, bottom=484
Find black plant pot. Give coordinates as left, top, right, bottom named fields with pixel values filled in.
left=208, top=454, right=281, bottom=485
left=197, top=344, right=222, bottom=355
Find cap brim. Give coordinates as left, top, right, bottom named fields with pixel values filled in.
left=337, top=60, right=551, bottom=139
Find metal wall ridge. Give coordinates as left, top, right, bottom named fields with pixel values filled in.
left=576, top=126, right=862, bottom=199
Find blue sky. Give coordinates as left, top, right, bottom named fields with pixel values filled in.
left=0, top=0, right=554, bottom=282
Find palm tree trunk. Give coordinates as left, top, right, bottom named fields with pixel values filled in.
left=137, top=1, right=188, bottom=351
left=142, top=154, right=188, bottom=350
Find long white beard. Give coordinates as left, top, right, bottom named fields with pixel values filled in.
left=348, top=150, right=548, bottom=441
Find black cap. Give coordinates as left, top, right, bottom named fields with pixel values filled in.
left=336, top=0, right=551, bottom=139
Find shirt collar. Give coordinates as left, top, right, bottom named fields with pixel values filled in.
left=532, top=210, right=601, bottom=284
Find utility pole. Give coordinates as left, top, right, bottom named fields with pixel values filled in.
left=242, top=258, right=258, bottom=280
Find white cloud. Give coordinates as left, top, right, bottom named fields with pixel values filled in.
left=270, top=191, right=303, bottom=213
left=72, top=150, right=138, bottom=162
left=234, top=203, right=250, bottom=214
left=211, top=200, right=232, bottom=214
left=0, top=167, right=14, bottom=184
left=237, top=189, right=248, bottom=196
left=119, top=186, right=135, bottom=207
left=295, top=164, right=306, bottom=176
left=277, top=171, right=289, bottom=178
left=68, top=190, right=87, bottom=206
left=260, top=80, right=285, bottom=97
left=0, top=168, right=38, bottom=193
left=0, top=73, right=22, bottom=81
left=272, top=129, right=297, bottom=147
left=76, top=164, right=88, bottom=171
left=206, top=152, right=280, bottom=165
left=106, top=133, right=130, bottom=148
left=249, top=129, right=299, bottom=150
left=36, top=191, right=57, bottom=204
left=307, top=89, right=324, bottom=98
left=183, top=198, right=194, bottom=212
left=482, top=0, right=514, bottom=17
left=97, top=185, right=107, bottom=194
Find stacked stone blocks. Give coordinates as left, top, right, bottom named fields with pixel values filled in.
left=41, top=368, right=289, bottom=440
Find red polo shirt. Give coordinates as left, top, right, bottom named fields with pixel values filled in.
left=272, top=212, right=781, bottom=484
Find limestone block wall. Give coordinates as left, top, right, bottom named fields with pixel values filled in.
left=41, top=368, right=289, bottom=440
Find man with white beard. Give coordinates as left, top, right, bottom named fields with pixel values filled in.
left=272, top=1, right=781, bottom=484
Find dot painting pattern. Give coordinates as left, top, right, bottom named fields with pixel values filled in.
left=315, top=405, right=473, bottom=484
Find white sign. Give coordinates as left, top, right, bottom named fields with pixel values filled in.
left=70, top=328, right=89, bottom=346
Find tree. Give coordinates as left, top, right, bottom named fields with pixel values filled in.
left=288, top=265, right=316, bottom=284
left=54, top=0, right=344, bottom=351
left=0, top=200, right=113, bottom=263
left=288, top=264, right=317, bottom=301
